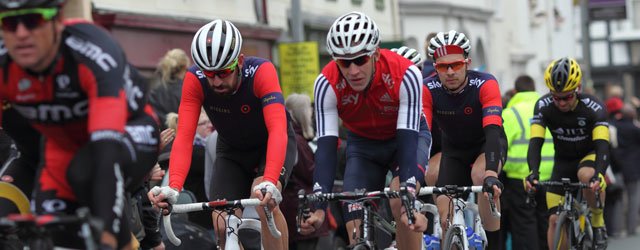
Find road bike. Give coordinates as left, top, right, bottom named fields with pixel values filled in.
left=298, top=186, right=415, bottom=250
left=418, top=185, right=500, bottom=250
left=162, top=196, right=280, bottom=250
left=0, top=207, right=102, bottom=250
left=535, top=178, right=601, bottom=250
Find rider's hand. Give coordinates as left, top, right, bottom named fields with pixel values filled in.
left=525, top=171, right=540, bottom=192
left=400, top=208, right=428, bottom=232
left=148, top=186, right=179, bottom=214
left=298, top=209, right=325, bottom=235
left=159, top=128, right=175, bottom=151
left=482, top=172, right=503, bottom=201
left=253, top=181, right=282, bottom=210
left=589, top=173, right=605, bottom=192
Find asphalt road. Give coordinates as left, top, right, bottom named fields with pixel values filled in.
left=609, top=233, right=640, bottom=249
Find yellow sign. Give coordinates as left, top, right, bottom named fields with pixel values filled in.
left=278, top=41, right=319, bottom=99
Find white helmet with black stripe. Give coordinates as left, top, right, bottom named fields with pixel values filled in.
left=191, top=19, right=243, bottom=71
left=391, top=46, right=424, bottom=67
left=326, top=11, right=380, bottom=58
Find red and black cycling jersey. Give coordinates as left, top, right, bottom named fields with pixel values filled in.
left=0, top=20, right=150, bottom=199
left=169, top=57, right=288, bottom=190
left=423, top=70, right=503, bottom=149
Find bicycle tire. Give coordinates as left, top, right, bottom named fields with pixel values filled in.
left=552, top=211, right=573, bottom=250
left=442, top=226, right=465, bottom=250
left=351, top=243, right=371, bottom=250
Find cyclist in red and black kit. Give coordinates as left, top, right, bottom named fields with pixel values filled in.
left=422, top=30, right=507, bottom=250
left=147, top=19, right=296, bottom=250
left=298, top=12, right=430, bottom=250
left=0, top=0, right=160, bottom=249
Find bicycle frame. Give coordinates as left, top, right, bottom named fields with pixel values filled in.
left=163, top=198, right=280, bottom=250
left=539, top=178, right=597, bottom=250
left=417, top=185, right=500, bottom=250
left=298, top=188, right=413, bottom=250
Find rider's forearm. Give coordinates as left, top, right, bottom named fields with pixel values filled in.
left=527, top=137, right=544, bottom=174
left=396, top=129, right=419, bottom=185
left=593, top=139, right=609, bottom=176
left=313, top=136, right=338, bottom=209
left=483, top=125, right=502, bottom=173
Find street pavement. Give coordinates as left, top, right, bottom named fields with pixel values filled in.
left=609, top=233, right=640, bottom=249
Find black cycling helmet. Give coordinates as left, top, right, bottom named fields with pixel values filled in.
left=0, top=0, right=65, bottom=10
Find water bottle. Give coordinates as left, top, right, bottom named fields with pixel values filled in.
left=466, top=227, right=484, bottom=249
left=423, top=234, right=441, bottom=250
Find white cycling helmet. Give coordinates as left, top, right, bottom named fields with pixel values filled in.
left=391, top=46, right=424, bottom=67
left=191, top=19, right=243, bottom=71
left=326, top=11, right=380, bottom=58
left=427, top=30, right=471, bottom=59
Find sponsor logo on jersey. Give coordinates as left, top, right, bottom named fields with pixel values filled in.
left=241, top=104, right=251, bottom=114
left=436, top=110, right=455, bottom=116
left=383, top=105, right=399, bottom=113
left=210, top=105, right=231, bottom=114
left=336, top=79, right=346, bottom=90
left=382, top=73, right=393, bottom=89
left=464, top=106, right=473, bottom=115
left=469, top=78, right=486, bottom=88
left=13, top=100, right=89, bottom=122
left=426, top=80, right=442, bottom=89
left=18, top=78, right=31, bottom=92
left=125, top=125, right=158, bottom=145
left=123, top=66, right=142, bottom=111
left=341, top=93, right=360, bottom=105
left=15, top=93, right=36, bottom=101
left=55, top=74, right=81, bottom=98
left=581, top=98, right=603, bottom=112
left=41, top=199, right=67, bottom=213
left=577, top=117, right=586, bottom=127
left=66, top=36, right=117, bottom=72
left=244, top=65, right=259, bottom=78
left=379, top=92, right=393, bottom=103
left=538, top=97, right=553, bottom=109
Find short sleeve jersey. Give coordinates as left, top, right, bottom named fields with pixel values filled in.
left=168, top=57, right=288, bottom=190
left=314, top=49, right=423, bottom=140
left=531, top=93, right=608, bottom=159
left=423, top=70, right=503, bottom=148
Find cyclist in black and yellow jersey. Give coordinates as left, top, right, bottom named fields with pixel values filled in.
left=525, top=57, right=609, bottom=249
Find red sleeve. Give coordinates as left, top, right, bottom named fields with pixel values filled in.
left=253, top=62, right=287, bottom=185
left=168, top=72, right=204, bottom=190
left=422, top=85, right=433, bottom=129
left=79, top=65, right=127, bottom=133
left=479, top=79, right=503, bottom=127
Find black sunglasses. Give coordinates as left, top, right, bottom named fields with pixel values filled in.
left=335, top=54, right=373, bottom=68
left=0, top=8, right=58, bottom=32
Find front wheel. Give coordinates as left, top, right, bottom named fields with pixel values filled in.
left=579, top=216, right=594, bottom=250
left=442, top=225, right=466, bottom=250
left=552, top=211, right=573, bottom=250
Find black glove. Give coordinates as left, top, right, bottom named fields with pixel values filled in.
left=526, top=171, right=539, bottom=187
left=482, top=176, right=504, bottom=195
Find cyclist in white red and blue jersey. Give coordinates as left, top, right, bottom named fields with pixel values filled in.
left=0, top=0, right=160, bottom=249
left=147, top=19, right=296, bottom=250
left=422, top=30, right=507, bottom=250
left=298, top=12, right=430, bottom=250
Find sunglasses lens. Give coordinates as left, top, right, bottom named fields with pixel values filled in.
left=552, top=93, right=575, bottom=102
left=1, top=13, right=46, bottom=31
left=336, top=54, right=371, bottom=68
left=203, top=68, right=234, bottom=78
left=435, top=61, right=466, bottom=73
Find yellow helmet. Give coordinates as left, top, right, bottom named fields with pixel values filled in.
left=544, top=57, right=582, bottom=92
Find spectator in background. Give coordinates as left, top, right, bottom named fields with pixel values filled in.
left=149, top=49, right=190, bottom=130
left=607, top=99, right=640, bottom=236
left=281, top=93, right=330, bottom=250
left=501, top=75, right=553, bottom=250
left=422, top=32, right=437, bottom=78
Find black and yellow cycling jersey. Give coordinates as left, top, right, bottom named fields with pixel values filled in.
left=531, top=93, right=609, bottom=158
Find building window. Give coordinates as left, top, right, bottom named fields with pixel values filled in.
left=375, top=0, right=384, bottom=11
left=352, top=0, right=362, bottom=5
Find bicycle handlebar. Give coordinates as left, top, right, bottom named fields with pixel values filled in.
left=162, top=198, right=281, bottom=246
left=416, top=185, right=500, bottom=218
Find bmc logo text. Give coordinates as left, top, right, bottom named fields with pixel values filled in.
left=66, top=36, right=117, bottom=72
left=13, top=100, right=88, bottom=122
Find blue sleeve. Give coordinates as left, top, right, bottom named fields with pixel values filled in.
left=397, top=129, right=419, bottom=184
left=312, top=136, right=338, bottom=209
